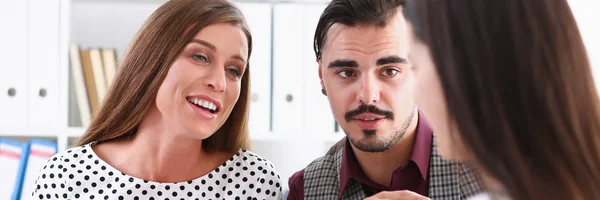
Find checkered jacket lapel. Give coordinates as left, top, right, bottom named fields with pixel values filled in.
left=304, top=139, right=366, bottom=200
left=304, top=145, right=345, bottom=200
left=429, top=136, right=484, bottom=199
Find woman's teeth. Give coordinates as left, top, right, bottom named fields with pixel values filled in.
left=187, top=97, right=217, bottom=112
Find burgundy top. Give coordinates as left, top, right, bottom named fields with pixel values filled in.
left=287, top=113, right=433, bottom=199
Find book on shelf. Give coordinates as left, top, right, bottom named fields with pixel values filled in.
left=101, top=48, right=118, bottom=89
left=69, top=44, right=118, bottom=127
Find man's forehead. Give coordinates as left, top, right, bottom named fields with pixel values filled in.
left=322, top=24, right=408, bottom=60
left=322, top=14, right=408, bottom=53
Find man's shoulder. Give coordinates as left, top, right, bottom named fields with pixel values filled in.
left=288, top=149, right=331, bottom=183
left=287, top=168, right=306, bottom=199
left=287, top=149, right=342, bottom=200
left=286, top=138, right=347, bottom=197
left=291, top=150, right=338, bottom=180
left=288, top=168, right=305, bottom=187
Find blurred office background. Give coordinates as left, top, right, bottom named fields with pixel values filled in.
left=0, top=0, right=598, bottom=199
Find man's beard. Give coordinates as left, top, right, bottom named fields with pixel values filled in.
left=345, top=105, right=416, bottom=153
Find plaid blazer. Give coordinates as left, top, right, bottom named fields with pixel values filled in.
left=303, top=136, right=484, bottom=200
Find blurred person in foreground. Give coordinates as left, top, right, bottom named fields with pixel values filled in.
left=369, top=0, right=600, bottom=199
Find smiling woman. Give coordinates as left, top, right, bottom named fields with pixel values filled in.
left=30, top=0, right=283, bottom=199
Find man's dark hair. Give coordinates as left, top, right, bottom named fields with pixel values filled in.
left=313, top=0, right=405, bottom=60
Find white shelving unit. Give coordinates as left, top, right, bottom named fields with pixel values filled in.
left=0, top=0, right=72, bottom=151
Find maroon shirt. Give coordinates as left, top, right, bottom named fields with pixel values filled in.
left=287, top=113, right=433, bottom=199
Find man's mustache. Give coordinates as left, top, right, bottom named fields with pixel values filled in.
left=345, top=104, right=394, bottom=122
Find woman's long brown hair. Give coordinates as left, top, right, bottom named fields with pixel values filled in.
left=76, top=0, right=253, bottom=153
left=405, top=0, right=600, bottom=199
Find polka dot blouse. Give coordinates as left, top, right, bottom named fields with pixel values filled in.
left=32, top=143, right=283, bottom=200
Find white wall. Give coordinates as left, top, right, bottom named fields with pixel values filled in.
left=568, top=0, right=600, bottom=91
left=71, top=2, right=159, bottom=60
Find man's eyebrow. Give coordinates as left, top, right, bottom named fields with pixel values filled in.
left=328, top=59, right=359, bottom=68
left=376, top=55, right=408, bottom=66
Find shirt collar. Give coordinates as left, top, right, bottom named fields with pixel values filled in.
left=411, top=110, right=433, bottom=180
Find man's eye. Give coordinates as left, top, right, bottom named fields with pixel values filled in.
left=381, top=68, right=400, bottom=77
left=337, top=70, right=356, bottom=78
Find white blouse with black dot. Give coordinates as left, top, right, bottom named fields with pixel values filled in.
left=32, top=143, right=283, bottom=200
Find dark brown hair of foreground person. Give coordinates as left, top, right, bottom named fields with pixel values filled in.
left=404, top=0, right=600, bottom=199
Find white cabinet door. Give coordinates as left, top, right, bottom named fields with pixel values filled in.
left=0, top=0, right=28, bottom=128
left=237, top=2, right=273, bottom=135
left=27, top=0, right=61, bottom=128
left=272, top=4, right=306, bottom=134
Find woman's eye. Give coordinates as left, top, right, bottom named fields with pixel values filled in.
left=192, top=54, right=208, bottom=62
left=381, top=68, right=400, bottom=77
left=337, top=70, right=356, bottom=78
left=226, top=68, right=242, bottom=78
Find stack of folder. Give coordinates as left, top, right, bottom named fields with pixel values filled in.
left=0, top=138, right=57, bottom=200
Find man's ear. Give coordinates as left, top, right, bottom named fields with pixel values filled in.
left=318, top=59, right=323, bottom=83
left=318, top=59, right=327, bottom=96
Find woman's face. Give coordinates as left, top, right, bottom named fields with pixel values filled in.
left=154, top=22, right=249, bottom=139
left=409, top=27, right=469, bottom=161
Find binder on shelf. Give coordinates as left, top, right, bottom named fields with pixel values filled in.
left=101, top=48, right=117, bottom=89
left=89, top=48, right=107, bottom=105
left=70, top=44, right=92, bottom=127
left=80, top=49, right=101, bottom=115
left=0, top=138, right=28, bottom=200
left=19, top=139, right=57, bottom=200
